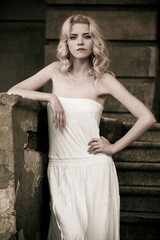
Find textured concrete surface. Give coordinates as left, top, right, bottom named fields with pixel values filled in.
left=0, top=93, right=49, bottom=240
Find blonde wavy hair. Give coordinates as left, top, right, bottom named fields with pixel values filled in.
left=56, top=14, right=110, bottom=80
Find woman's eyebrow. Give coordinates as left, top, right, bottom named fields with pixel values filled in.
left=70, top=33, right=90, bottom=35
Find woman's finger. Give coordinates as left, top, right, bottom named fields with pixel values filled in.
left=100, top=136, right=106, bottom=140
left=63, top=116, right=66, bottom=129
left=92, top=148, right=101, bottom=154
left=88, top=138, right=99, bottom=145
left=100, top=136, right=109, bottom=143
left=59, top=113, right=63, bottom=131
left=87, top=142, right=98, bottom=152
left=88, top=144, right=100, bottom=154
left=50, top=97, right=66, bottom=131
left=90, top=146, right=101, bottom=154
left=89, top=142, right=99, bottom=147
left=55, top=112, right=60, bottom=129
left=62, top=114, right=66, bottom=129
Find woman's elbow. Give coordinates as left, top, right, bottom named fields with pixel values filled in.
left=150, top=115, right=157, bottom=126
left=7, top=89, right=13, bottom=95
left=7, top=86, right=19, bottom=95
left=143, top=112, right=156, bottom=127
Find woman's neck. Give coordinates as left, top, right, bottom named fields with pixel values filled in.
left=71, top=58, right=91, bottom=77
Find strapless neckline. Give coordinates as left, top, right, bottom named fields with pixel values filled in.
left=57, top=96, right=104, bottom=109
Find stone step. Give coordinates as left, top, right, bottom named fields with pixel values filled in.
left=120, top=186, right=160, bottom=212
left=104, top=112, right=136, bottom=123
left=122, top=121, right=160, bottom=142
left=114, top=141, right=160, bottom=163
left=115, top=162, right=160, bottom=186
left=100, top=116, right=160, bottom=143
left=120, top=212, right=160, bottom=240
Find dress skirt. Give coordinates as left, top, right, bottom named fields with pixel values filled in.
left=47, top=154, right=120, bottom=240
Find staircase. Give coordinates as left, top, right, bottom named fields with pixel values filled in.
left=100, top=117, right=160, bottom=240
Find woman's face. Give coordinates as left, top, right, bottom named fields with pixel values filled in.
left=67, top=23, right=93, bottom=60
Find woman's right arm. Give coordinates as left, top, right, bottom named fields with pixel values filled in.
left=7, top=62, right=66, bottom=131
left=7, top=62, right=55, bottom=101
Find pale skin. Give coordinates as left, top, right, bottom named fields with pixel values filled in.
left=7, top=23, right=156, bottom=156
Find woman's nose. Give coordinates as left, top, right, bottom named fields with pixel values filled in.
left=78, top=36, right=84, bottom=45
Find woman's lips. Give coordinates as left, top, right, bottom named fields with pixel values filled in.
left=77, top=48, right=86, bottom=51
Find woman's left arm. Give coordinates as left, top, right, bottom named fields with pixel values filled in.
left=88, top=74, right=156, bottom=155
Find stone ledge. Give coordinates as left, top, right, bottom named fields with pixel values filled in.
left=101, top=115, right=160, bottom=142
left=116, top=162, right=160, bottom=171
left=120, top=186, right=160, bottom=196
left=0, top=93, right=43, bottom=110
left=121, top=212, right=160, bottom=223
left=124, top=141, right=160, bottom=148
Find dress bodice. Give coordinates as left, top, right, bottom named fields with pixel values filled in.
left=47, top=97, right=104, bottom=159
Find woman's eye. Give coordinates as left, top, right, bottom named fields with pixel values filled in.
left=70, top=36, right=77, bottom=40
left=84, top=35, right=91, bottom=39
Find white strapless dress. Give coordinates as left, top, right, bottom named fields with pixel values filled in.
left=47, top=97, right=120, bottom=240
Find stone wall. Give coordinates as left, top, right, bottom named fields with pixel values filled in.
left=0, top=93, right=49, bottom=240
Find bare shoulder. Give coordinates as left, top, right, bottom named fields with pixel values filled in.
left=101, top=71, right=117, bottom=84
left=49, top=61, right=60, bottom=72
left=99, top=72, right=120, bottom=94
left=51, top=61, right=62, bottom=75
left=51, top=61, right=60, bottom=68
left=100, top=71, right=135, bottom=102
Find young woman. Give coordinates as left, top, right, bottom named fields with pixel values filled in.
left=8, top=15, right=156, bottom=240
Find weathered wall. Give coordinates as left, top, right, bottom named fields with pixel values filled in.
left=45, top=0, right=160, bottom=121
left=0, top=0, right=45, bottom=92
left=0, top=93, right=49, bottom=240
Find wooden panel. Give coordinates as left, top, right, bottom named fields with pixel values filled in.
left=45, top=44, right=156, bottom=77
left=0, top=21, right=44, bottom=31
left=45, top=44, right=57, bottom=65
left=0, top=0, right=45, bottom=21
left=0, top=23, right=45, bottom=92
left=110, top=45, right=156, bottom=77
left=46, top=10, right=157, bottom=40
left=105, top=79, right=155, bottom=112
left=47, top=0, right=158, bottom=5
